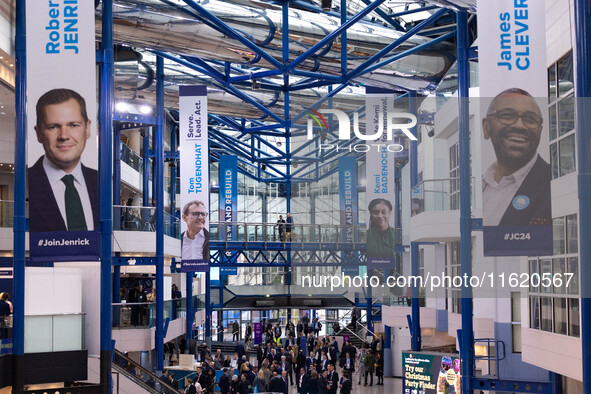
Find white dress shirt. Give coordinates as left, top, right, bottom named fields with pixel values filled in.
left=182, top=229, right=205, bottom=259
left=43, top=156, right=94, bottom=231
left=482, top=155, right=538, bottom=226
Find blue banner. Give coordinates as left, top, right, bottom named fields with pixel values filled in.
left=219, top=155, right=238, bottom=261
left=30, top=231, right=99, bottom=263
left=339, top=156, right=359, bottom=276
left=220, top=267, right=238, bottom=275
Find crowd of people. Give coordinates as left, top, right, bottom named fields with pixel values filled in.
left=182, top=325, right=384, bottom=394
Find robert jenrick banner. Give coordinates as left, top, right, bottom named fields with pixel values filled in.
left=26, top=0, right=99, bottom=262
left=180, top=86, right=210, bottom=272
left=478, top=0, right=552, bottom=256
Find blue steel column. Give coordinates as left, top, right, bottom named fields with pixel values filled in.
left=155, top=56, right=165, bottom=373
left=456, top=12, right=473, bottom=394
left=170, top=127, right=177, bottom=217
left=12, top=0, right=26, bottom=390
left=383, top=325, right=392, bottom=377
left=409, top=92, right=421, bottom=351
left=205, top=272, right=212, bottom=345
left=186, top=272, right=194, bottom=351
left=99, top=1, right=114, bottom=392
left=282, top=0, right=292, bottom=316
left=573, top=0, right=591, bottom=392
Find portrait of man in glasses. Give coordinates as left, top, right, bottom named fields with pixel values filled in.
left=482, top=88, right=551, bottom=227
left=181, top=200, right=210, bottom=260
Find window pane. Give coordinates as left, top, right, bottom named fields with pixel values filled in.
left=541, top=259, right=552, bottom=294
left=549, top=104, right=557, bottom=140
left=569, top=298, right=580, bottom=337
left=511, top=292, right=521, bottom=322
left=512, top=324, right=522, bottom=353
left=529, top=259, right=539, bottom=293
left=559, top=134, right=576, bottom=176
left=553, top=258, right=566, bottom=294
left=558, top=95, right=575, bottom=136
left=557, top=52, right=574, bottom=96
left=554, top=297, right=567, bottom=335
left=567, top=257, right=579, bottom=295
left=540, top=297, right=552, bottom=332
left=530, top=296, right=540, bottom=329
left=552, top=217, right=566, bottom=255
left=548, top=65, right=557, bottom=102
left=550, top=143, right=559, bottom=180
left=567, top=214, right=578, bottom=253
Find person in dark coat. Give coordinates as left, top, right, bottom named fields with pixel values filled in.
left=339, top=372, right=352, bottom=394
left=218, top=368, right=231, bottom=394
left=268, top=371, right=287, bottom=393
left=297, top=367, right=309, bottom=394
left=326, top=364, right=338, bottom=394
left=307, top=371, right=319, bottom=394
left=375, top=352, right=384, bottom=385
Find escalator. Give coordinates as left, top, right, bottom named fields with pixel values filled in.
left=112, top=349, right=182, bottom=394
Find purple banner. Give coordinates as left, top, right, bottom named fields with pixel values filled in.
left=254, top=323, right=263, bottom=344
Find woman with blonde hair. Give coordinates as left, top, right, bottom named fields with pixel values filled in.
left=256, top=369, right=268, bottom=392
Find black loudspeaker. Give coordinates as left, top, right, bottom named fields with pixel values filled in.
left=321, top=0, right=332, bottom=11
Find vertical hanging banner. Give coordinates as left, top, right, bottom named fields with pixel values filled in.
left=219, top=155, right=238, bottom=264
left=478, top=0, right=552, bottom=256
left=180, top=86, right=210, bottom=272
left=26, top=1, right=99, bottom=262
left=339, top=156, right=359, bottom=276
left=365, top=87, right=397, bottom=269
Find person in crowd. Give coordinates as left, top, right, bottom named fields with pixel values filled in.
left=285, top=213, right=294, bottom=241
left=245, top=322, right=252, bottom=345
left=232, top=320, right=240, bottom=341
left=277, top=215, right=286, bottom=241
left=357, top=346, right=366, bottom=385
left=297, top=367, right=309, bottom=394
left=326, top=363, right=338, bottom=394
left=364, top=350, right=375, bottom=386
left=307, top=370, right=319, bottom=394
left=218, top=368, right=231, bottom=394
left=230, top=375, right=240, bottom=394
left=339, top=372, right=352, bottom=394
left=375, top=352, right=384, bottom=385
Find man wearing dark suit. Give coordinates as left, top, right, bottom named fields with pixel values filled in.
left=326, top=364, right=338, bottom=394
left=339, top=372, right=352, bottom=394
left=235, top=341, right=245, bottom=359
left=297, top=367, right=308, bottom=394
left=482, top=88, right=551, bottom=227
left=245, top=322, right=252, bottom=344
left=181, top=200, right=210, bottom=260
left=29, top=88, right=98, bottom=232
left=268, top=372, right=286, bottom=393
left=295, top=349, right=306, bottom=383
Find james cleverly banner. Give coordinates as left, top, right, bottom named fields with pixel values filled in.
left=26, top=0, right=99, bottom=262
left=180, top=86, right=210, bottom=272
left=365, top=87, right=397, bottom=269
left=478, top=0, right=552, bottom=256
left=219, top=155, right=237, bottom=263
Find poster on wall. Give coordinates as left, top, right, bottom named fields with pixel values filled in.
left=26, top=1, right=99, bottom=262
left=365, top=87, right=397, bottom=269
left=180, top=86, right=210, bottom=272
left=478, top=0, right=552, bottom=256
left=219, top=155, right=237, bottom=264
left=402, top=351, right=461, bottom=394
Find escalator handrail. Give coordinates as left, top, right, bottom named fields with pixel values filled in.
left=113, top=349, right=182, bottom=393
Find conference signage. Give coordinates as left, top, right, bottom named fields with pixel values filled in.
left=402, top=351, right=461, bottom=394
left=478, top=0, right=552, bottom=256
left=253, top=322, right=263, bottom=345
left=219, top=155, right=238, bottom=264
left=180, top=86, right=210, bottom=272
left=26, top=0, right=99, bottom=262
left=339, top=156, right=359, bottom=276
left=365, top=87, right=398, bottom=269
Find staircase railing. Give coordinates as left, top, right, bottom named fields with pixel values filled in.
left=113, top=349, right=182, bottom=393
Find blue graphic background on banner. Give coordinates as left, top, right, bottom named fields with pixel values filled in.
left=30, top=231, right=99, bottom=262
left=339, top=156, right=359, bottom=276
left=219, top=156, right=238, bottom=260
left=483, top=225, right=553, bottom=256
left=181, top=260, right=209, bottom=273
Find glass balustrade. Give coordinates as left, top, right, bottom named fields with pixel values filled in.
left=410, top=177, right=475, bottom=216
left=24, top=313, right=85, bottom=353
left=112, top=296, right=204, bottom=329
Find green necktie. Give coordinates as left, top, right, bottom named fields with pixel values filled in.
left=61, top=174, right=87, bottom=231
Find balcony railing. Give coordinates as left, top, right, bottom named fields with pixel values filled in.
left=112, top=295, right=204, bottom=329
left=120, top=143, right=143, bottom=172
left=410, top=177, right=475, bottom=216
left=113, top=205, right=180, bottom=238
left=209, top=221, right=368, bottom=245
